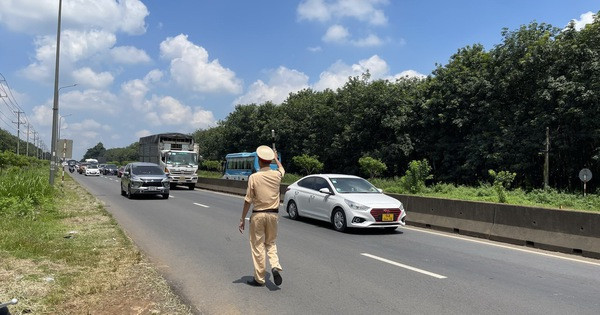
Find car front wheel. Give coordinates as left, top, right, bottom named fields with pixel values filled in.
left=332, top=208, right=347, bottom=232
left=287, top=200, right=299, bottom=220
left=126, top=185, right=133, bottom=199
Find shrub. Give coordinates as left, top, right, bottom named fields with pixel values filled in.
left=292, top=154, right=324, bottom=175
left=488, top=169, right=516, bottom=203
left=202, top=160, right=223, bottom=172
left=358, top=156, right=387, bottom=178
left=399, top=159, right=433, bottom=194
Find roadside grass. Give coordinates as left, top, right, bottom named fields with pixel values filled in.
left=0, top=167, right=192, bottom=314
left=200, top=170, right=599, bottom=212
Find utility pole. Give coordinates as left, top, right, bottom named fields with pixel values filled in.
left=33, top=131, right=37, bottom=158
left=13, top=110, right=24, bottom=155
left=49, top=0, right=63, bottom=185
left=26, top=123, right=30, bottom=156
left=543, top=127, right=550, bottom=189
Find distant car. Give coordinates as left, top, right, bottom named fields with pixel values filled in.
left=120, top=162, right=170, bottom=199
left=103, top=164, right=118, bottom=175
left=283, top=174, right=406, bottom=232
left=85, top=164, right=101, bottom=176
left=98, top=164, right=106, bottom=173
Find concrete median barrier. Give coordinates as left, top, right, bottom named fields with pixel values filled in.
left=196, top=178, right=600, bottom=259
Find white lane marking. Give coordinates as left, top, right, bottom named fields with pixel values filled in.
left=361, top=253, right=447, bottom=279
left=402, top=226, right=600, bottom=267
left=193, top=202, right=210, bottom=208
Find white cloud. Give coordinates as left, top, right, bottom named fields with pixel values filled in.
left=307, top=46, right=322, bottom=52
left=30, top=105, right=53, bottom=127
left=141, top=95, right=216, bottom=129
left=160, top=34, right=242, bottom=94
left=313, top=55, right=388, bottom=90
left=0, top=0, right=148, bottom=35
left=70, top=119, right=103, bottom=131
left=135, top=129, right=152, bottom=138
left=72, top=67, right=114, bottom=89
left=234, top=67, right=309, bottom=105
left=389, top=70, right=427, bottom=80
left=351, top=34, right=383, bottom=47
left=120, top=69, right=164, bottom=110
left=297, top=0, right=331, bottom=22
left=323, top=27, right=384, bottom=47
left=323, top=24, right=349, bottom=42
left=110, top=46, right=151, bottom=64
left=20, top=29, right=117, bottom=82
left=297, top=0, right=388, bottom=25
left=571, top=11, right=596, bottom=31
left=60, top=89, right=120, bottom=115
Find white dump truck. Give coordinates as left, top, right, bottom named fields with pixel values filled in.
left=139, top=133, right=199, bottom=190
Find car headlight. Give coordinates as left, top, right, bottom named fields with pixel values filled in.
left=344, top=199, right=369, bottom=210
left=131, top=177, right=143, bottom=187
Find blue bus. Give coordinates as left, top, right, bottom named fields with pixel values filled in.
left=222, top=152, right=281, bottom=180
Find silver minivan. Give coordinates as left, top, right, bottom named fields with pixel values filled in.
left=120, top=162, right=170, bottom=199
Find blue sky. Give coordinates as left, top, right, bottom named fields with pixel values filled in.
left=0, top=0, right=598, bottom=160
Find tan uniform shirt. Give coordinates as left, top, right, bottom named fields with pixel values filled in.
left=244, top=166, right=285, bottom=210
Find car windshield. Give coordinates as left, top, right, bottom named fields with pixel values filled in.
left=329, top=177, right=380, bottom=193
left=166, top=152, right=198, bottom=166
left=132, top=166, right=164, bottom=175
left=88, top=165, right=98, bottom=169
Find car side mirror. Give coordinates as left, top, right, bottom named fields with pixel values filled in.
left=319, top=188, right=333, bottom=195
left=124, top=171, right=130, bottom=176
left=377, top=188, right=383, bottom=193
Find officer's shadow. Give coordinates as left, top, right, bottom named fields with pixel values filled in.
left=233, top=275, right=281, bottom=291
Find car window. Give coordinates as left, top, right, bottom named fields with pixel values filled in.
left=330, top=177, right=379, bottom=193
left=88, top=165, right=98, bottom=169
left=297, top=177, right=314, bottom=189
left=313, top=177, right=331, bottom=192
left=132, top=165, right=164, bottom=175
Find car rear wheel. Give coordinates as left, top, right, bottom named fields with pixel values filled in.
left=287, top=200, right=299, bottom=220
left=188, top=184, right=195, bottom=190
left=332, top=208, right=347, bottom=232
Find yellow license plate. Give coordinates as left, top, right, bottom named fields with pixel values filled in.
left=382, top=213, right=394, bottom=221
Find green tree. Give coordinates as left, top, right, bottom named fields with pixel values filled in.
left=400, top=159, right=433, bottom=194
left=358, top=156, right=387, bottom=178
left=84, top=142, right=107, bottom=160
left=292, top=154, right=324, bottom=175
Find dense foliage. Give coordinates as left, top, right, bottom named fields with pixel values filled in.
left=83, top=141, right=139, bottom=164
left=0, top=128, right=45, bottom=158
left=193, top=17, right=600, bottom=193
left=0, top=152, right=54, bottom=218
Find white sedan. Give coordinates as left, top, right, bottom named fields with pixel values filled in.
left=283, top=174, right=406, bottom=232
left=85, top=164, right=101, bottom=176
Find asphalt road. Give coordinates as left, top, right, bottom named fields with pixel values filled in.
left=70, top=171, right=600, bottom=315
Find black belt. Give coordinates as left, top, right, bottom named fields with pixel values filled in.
left=253, top=209, right=279, bottom=213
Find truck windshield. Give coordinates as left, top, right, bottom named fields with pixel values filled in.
left=166, top=152, right=198, bottom=166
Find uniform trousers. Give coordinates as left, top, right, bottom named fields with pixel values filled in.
left=249, top=211, right=282, bottom=284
